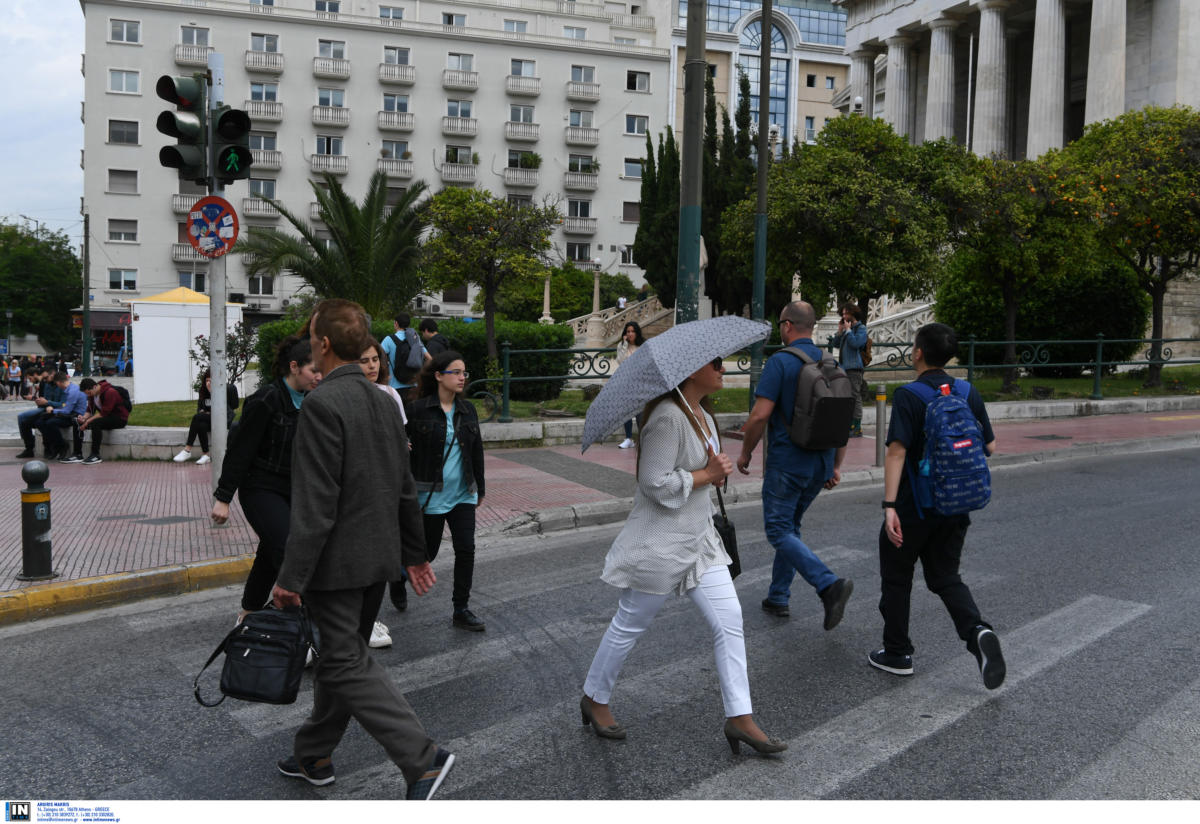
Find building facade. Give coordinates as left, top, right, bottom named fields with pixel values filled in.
left=80, top=0, right=671, bottom=328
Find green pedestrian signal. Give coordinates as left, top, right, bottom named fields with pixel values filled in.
left=213, top=107, right=254, bottom=184
left=156, top=75, right=207, bottom=183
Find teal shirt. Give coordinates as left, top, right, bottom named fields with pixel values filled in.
left=423, top=408, right=478, bottom=514
left=285, top=383, right=305, bottom=410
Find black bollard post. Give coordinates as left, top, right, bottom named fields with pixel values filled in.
left=18, top=460, right=58, bottom=581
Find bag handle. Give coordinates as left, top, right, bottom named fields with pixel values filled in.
left=193, top=605, right=315, bottom=708
left=421, top=413, right=459, bottom=513
left=672, top=388, right=727, bottom=494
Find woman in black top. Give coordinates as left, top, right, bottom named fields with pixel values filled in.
left=211, top=335, right=320, bottom=621
left=173, top=369, right=240, bottom=466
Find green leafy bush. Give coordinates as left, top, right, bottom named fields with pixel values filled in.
left=433, top=318, right=575, bottom=401
left=254, top=316, right=396, bottom=387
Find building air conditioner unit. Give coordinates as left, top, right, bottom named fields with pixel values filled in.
left=430, top=304, right=442, bottom=315
left=229, top=292, right=246, bottom=303
left=281, top=298, right=290, bottom=307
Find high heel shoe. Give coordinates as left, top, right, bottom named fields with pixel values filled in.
left=723, top=719, right=787, bottom=755
left=579, top=696, right=627, bottom=740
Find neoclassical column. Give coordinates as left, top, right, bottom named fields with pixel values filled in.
left=972, top=0, right=1010, bottom=157
left=849, top=49, right=878, bottom=117
left=885, top=35, right=915, bottom=139
left=1026, top=0, right=1067, bottom=156
left=924, top=16, right=960, bottom=141
left=1085, top=0, right=1126, bottom=124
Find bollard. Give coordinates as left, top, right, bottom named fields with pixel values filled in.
left=874, top=385, right=887, bottom=468
left=18, top=461, right=59, bottom=581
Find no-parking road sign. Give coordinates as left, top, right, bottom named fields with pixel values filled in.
left=187, top=195, right=240, bottom=258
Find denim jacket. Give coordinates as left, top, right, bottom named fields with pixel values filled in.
left=830, top=322, right=868, bottom=371
left=214, top=377, right=300, bottom=503
left=404, top=395, right=485, bottom=499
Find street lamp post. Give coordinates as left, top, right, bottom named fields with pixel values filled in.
left=6, top=310, right=12, bottom=356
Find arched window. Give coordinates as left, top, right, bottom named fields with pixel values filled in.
left=737, top=18, right=790, bottom=148
left=739, top=19, right=787, bottom=53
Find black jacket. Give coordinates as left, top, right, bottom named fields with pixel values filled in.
left=423, top=332, right=451, bottom=356
left=196, top=384, right=241, bottom=427
left=404, top=394, right=485, bottom=500
left=214, top=377, right=300, bottom=503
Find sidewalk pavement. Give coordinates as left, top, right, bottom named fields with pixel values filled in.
left=1, top=396, right=1198, bottom=625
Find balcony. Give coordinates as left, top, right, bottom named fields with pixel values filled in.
left=609, top=12, right=656, bottom=30
left=245, top=100, right=283, bottom=122
left=245, top=50, right=283, bottom=74
left=310, top=154, right=348, bottom=175
left=505, top=76, right=541, bottom=97
left=378, top=158, right=414, bottom=179
left=504, top=122, right=539, bottom=142
left=310, top=203, right=324, bottom=221
left=440, top=163, right=477, bottom=185
left=171, top=194, right=201, bottom=215
left=562, top=216, right=598, bottom=235
left=566, top=81, right=600, bottom=102
left=312, top=105, right=350, bottom=127
left=313, top=57, right=350, bottom=80
left=172, top=243, right=207, bottom=264
left=378, top=63, right=415, bottom=85
left=251, top=149, right=281, bottom=170
left=174, top=44, right=213, bottom=68
left=442, top=69, right=479, bottom=91
left=564, top=171, right=599, bottom=191
left=442, top=116, right=477, bottom=137
left=378, top=111, right=414, bottom=131
left=565, top=126, right=600, bottom=146
left=503, top=167, right=538, bottom=188
left=242, top=198, right=280, bottom=219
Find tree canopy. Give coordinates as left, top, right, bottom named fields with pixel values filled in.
left=482, top=264, right=636, bottom=323
left=0, top=222, right=82, bottom=352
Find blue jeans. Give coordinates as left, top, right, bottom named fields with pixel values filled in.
left=762, top=465, right=837, bottom=604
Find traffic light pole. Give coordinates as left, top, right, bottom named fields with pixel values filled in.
left=206, top=53, right=228, bottom=489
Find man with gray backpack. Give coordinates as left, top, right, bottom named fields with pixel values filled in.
left=382, top=313, right=431, bottom=392
left=871, top=322, right=1005, bottom=690
left=737, top=301, right=856, bottom=631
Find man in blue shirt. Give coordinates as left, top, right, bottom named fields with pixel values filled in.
left=737, top=301, right=854, bottom=630
left=36, top=373, right=89, bottom=460
left=380, top=312, right=430, bottom=392
left=830, top=302, right=869, bottom=437
left=15, top=367, right=59, bottom=458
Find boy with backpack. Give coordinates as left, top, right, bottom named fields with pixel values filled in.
left=65, top=378, right=130, bottom=465
left=381, top=312, right=430, bottom=392
left=871, top=322, right=1005, bottom=689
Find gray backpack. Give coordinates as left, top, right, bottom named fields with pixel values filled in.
left=778, top=347, right=856, bottom=450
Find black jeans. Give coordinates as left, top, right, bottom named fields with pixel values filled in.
left=877, top=517, right=989, bottom=657
left=37, top=415, right=75, bottom=454
left=187, top=412, right=212, bottom=452
left=422, top=503, right=478, bottom=610
left=74, top=416, right=126, bottom=457
left=239, top=487, right=291, bottom=612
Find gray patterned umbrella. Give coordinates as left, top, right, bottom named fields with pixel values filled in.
left=581, top=315, right=772, bottom=452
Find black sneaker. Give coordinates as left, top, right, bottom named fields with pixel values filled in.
left=277, top=754, right=335, bottom=787
left=15, top=449, right=34, bottom=459
left=390, top=579, right=408, bottom=612
left=59, top=453, right=83, bottom=464
left=972, top=627, right=1006, bottom=690
left=760, top=598, right=790, bottom=618
left=82, top=455, right=103, bottom=465
left=406, top=747, right=455, bottom=800
left=452, top=608, right=486, bottom=632
left=819, top=578, right=853, bottom=630
left=868, top=648, right=913, bottom=676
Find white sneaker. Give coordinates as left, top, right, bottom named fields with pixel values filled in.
left=196, top=454, right=211, bottom=465
left=618, top=438, right=635, bottom=449
left=369, top=621, right=392, bottom=649
left=305, top=648, right=315, bottom=668
left=172, top=449, right=191, bottom=462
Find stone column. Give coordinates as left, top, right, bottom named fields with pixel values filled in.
left=924, top=16, right=960, bottom=141
left=849, top=49, right=877, bottom=117
left=1026, top=0, right=1067, bottom=156
left=885, top=35, right=915, bottom=139
left=1085, top=0, right=1127, bottom=124
left=972, top=0, right=1011, bottom=157
left=538, top=274, right=554, bottom=324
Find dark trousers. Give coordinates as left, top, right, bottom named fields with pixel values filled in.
left=74, top=416, right=126, bottom=457
left=186, top=412, right=212, bottom=452
left=37, top=415, right=75, bottom=454
left=423, top=503, right=477, bottom=610
left=877, top=517, right=989, bottom=657
left=295, top=586, right=435, bottom=786
left=18, top=408, right=47, bottom=450
left=239, top=487, right=291, bottom=612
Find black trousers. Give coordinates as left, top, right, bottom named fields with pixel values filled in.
left=74, top=416, right=126, bottom=457
left=186, top=412, right=212, bottom=452
left=239, top=487, right=291, bottom=612
left=877, top=516, right=990, bottom=657
left=423, top=503, right=478, bottom=610
left=37, top=415, right=75, bottom=453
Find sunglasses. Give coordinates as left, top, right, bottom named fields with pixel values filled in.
left=710, top=357, right=724, bottom=371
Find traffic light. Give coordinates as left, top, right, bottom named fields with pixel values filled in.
left=156, top=75, right=207, bottom=183
left=213, top=106, right=253, bottom=184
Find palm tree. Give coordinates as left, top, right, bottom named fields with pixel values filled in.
left=237, top=171, right=428, bottom=318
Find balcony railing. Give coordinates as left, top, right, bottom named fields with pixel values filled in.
left=503, top=167, right=538, bottom=188
left=245, top=50, right=284, bottom=74
left=566, top=81, right=600, bottom=102
left=505, top=122, right=539, bottom=142
left=564, top=171, right=599, bottom=191
left=563, top=216, right=598, bottom=235
left=242, top=198, right=280, bottom=218
left=440, top=163, right=477, bottom=184
left=608, top=12, right=656, bottom=30
left=174, top=44, right=213, bottom=67
left=312, top=105, right=351, bottom=127
left=310, top=203, right=324, bottom=221
left=172, top=243, right=207, bottom=263
left=245, top=100, right=283, bottom=122
left=378, top=63, right=415, bottom=85
left=442, top=116, right=478, bottom=137
left=506, top=75, right=541, bottom=96
left=171, top=194, right=200, bottom=214
left=443, top=69, right=479, bottom=91
left=310, top=154, right=349, bottom=175
left=565, top=126, right=600, bottom=146
left=378, top=111, right=415, bottom=131
left=313, top=57, right=350, bottom=79
left=251, top=149, right=281, bottom=170
left=378, top=158, right=414, bottom=178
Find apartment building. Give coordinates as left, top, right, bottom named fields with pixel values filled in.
left=80, top=0, right=670, bottom=330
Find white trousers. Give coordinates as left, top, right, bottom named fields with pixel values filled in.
left=583, top=564, right=752, bottom=717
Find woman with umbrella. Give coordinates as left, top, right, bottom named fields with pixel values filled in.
left=579, top=318, right=786, bottom=755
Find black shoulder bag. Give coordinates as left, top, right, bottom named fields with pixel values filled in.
left=194, top=606, right=317, bottom=707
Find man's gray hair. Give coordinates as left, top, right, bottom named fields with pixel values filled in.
left=780, top=301, right=816, bottom=331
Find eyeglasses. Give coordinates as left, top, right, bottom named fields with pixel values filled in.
left=439, top=369, right=469, bottom=378
left=779, top=319, right=793, bottom=327
left=710, top=357, right=724, bottom=371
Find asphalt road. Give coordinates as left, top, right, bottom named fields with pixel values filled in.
left=2, top=448, right=1198, bottom=801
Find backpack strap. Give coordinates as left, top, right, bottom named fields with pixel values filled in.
left=387, top=332, right=404, bottom=375
left=777, top=346, right=816, bottom=366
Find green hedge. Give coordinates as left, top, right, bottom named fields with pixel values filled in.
left=253, top=316, right=396, bottom=388
left=435, top=318, right=576, bottom=402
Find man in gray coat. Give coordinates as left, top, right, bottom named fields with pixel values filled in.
left=271, top=298, right=456, bottom=801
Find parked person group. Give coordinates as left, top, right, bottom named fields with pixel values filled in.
left=61, top=377, right=129, bottom=465
left=174, top=369, right=240, bottom=466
